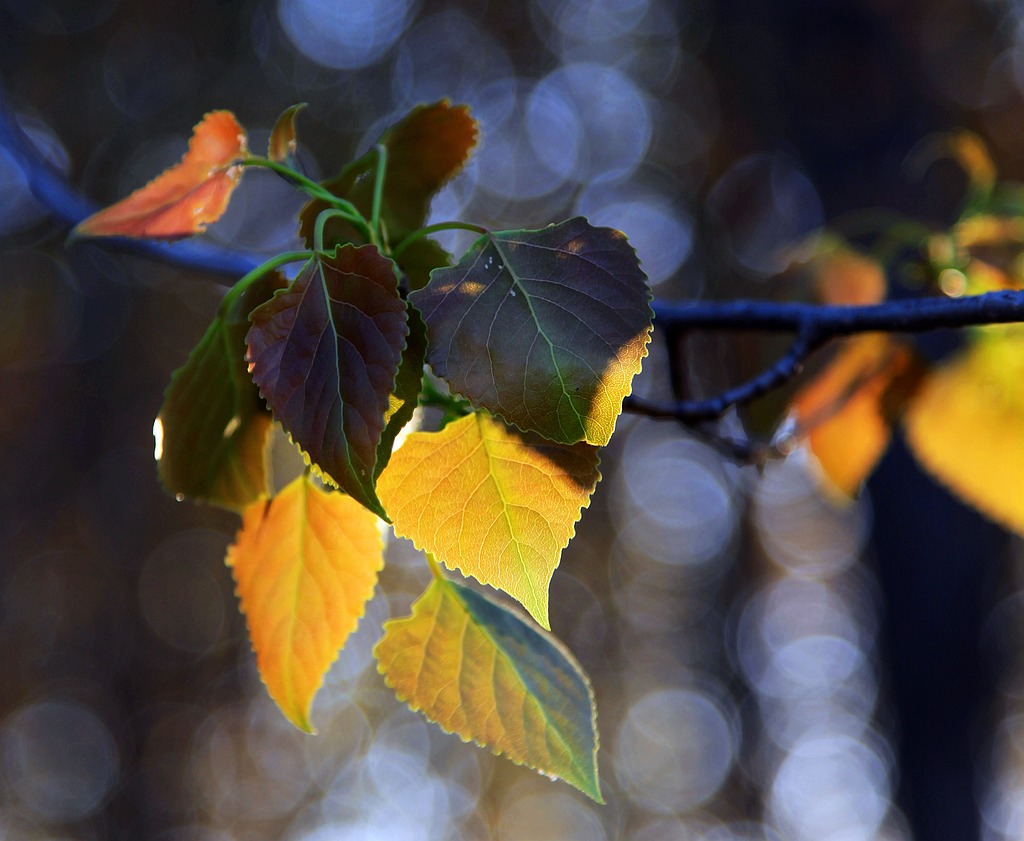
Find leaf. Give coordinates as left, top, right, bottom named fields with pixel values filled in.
left=810, top=243, right=886, bottom=306
left=155, top=271, right=285, bottom=510
left=410, top=218, right=653, bottom=446
left=904, top=330, right=1024, bottom=535
left=246, top=246, right=408, bottom=519
left=73, top=111, right=248, bottom=239
left=789, top=335, right=916, bottom=498
left=226, top=475, right=384, bottom=732
left=376, top=412, right=601, bottom=629
left=397, top=236, right=451, bottom=291
left=375, top=302, right=427, bottom=479
left=374, top=574, right=602, bottom=802
left=268, top=103, right=306, bottom=164
left=297, top=100, right=478, bottom=249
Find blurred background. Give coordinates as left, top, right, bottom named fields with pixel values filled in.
left=2, top=0, right=1024, bottom=839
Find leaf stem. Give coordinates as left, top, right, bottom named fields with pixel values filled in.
left=391, top=221, right=489, bottom=259
left=220, top=250, right=311, bottom=313
left=371, top=144, right=388, bottom=246
left=425, top=553, right=445, bottom=581
left=242, top=156, right=365, bottom=218
left=418, top=377, right=473, bottom=422
left=314, top=208, right=373, bottom=252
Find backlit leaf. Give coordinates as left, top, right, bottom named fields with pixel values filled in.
left=790, top=335, right=915, bottom=498
left=297, top=100, right=478, bottom=249
left=376, top=302, right=427, bottom=479
left=268, top=103, right=306, bottom=164
left=226, top=475, right=383, bottom=732
left=811, top=243, right=886, bottom=306
left=410, top=218, right=653, bottom=446
left=246, top=246, right=408, bottom=519
left=374, top=574, right=602, bottom=802
left=155, top=271, right=285, bottom=510
left=74, top=111, right=248, bottom=239
left=904, top=330, right=1024, bottom=535
left=376, top=412, right=601, bottom=629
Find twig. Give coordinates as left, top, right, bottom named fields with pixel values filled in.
left=9, top=86, right=1024, bottom=429
left=652, top=292, right=1024, bottom=335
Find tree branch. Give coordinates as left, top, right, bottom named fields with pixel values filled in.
left=652, top=292, right=1024, bottom=335
left=638, top=291, right=1024, bottom=422
left=8, top=85, right=1024, bottom=430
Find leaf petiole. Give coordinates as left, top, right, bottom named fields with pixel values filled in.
left=418, top=377, right=473, bottom=426
left=425, top=553, right=445, bottom=582
left=242, top=156, right=365, bottom=219
left=313, top=208, right=374, bottom=251
left=220, top=249, right=311, bottom=314
left=371, top=144, right=388, bottom=246
left=391, top=221, right=488, bottom=259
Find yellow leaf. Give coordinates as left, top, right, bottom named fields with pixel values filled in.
left=225, top=475, right=383, bottom=731
left=374, top=574, right=603, bottom=801
left=376, top=412, right=600, bottom=629
left=904, top=330, right=1024, bottom=535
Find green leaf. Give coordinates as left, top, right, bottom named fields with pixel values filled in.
left=155, top=270, right=285, bottom=511
left=296, top=100, right=477, bottom=259
left=246, top=246, right=408, bottom=519
left=397, top=236, right=451, bottom=291
left=376, top=412, right=601, bottom=629
left=410, top=218, right=653, bottom=446
left=374, top=574, right=603, bottom=802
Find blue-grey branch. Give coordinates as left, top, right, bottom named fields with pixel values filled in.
left=635, top=290, right=1024, bottom=422
left=7, top=85, right=1024, bottom=426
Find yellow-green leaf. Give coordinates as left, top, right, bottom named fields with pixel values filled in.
left=376, top=412, right=600, bottom=629
left=374, top=574, right=602, bottom=802
left=225, top=475, right=384, bottom=732
left=904, top=331, right=1024, bottom=535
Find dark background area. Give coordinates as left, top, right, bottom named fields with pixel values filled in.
left=2, top=1, right=1024, bottom=839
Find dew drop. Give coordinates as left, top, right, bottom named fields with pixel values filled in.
left=174, top=493, right=185, bottom=503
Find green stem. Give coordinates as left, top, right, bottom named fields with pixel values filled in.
left=371, top=144, right=387, bottom=245
left=391, top=221, right=489, bottom=259
left=425, top=553, right=445, bottom=581
left=220, top=250, right=311, bottom=313
left=242, top=157, right=365, bottom=219
left=314, top=208, right=372, bottom=252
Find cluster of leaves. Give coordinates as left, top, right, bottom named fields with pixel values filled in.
left=74, top=103, right=654, bottom=801
left=783, top=132, right=1024, bottom=532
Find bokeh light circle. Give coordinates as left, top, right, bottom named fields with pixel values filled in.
left=616, top=687, right=737, bottom=812
left=1, top=700, right=120, bottom=822
left=277, top=0, right=414, bottom=70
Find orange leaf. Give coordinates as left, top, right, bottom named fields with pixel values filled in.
left=791, top=335, right=915, bottom=497
left=812, top=245, right=886, bottom=306
left=74, top=111, right=248, bottom=240
left=225, top=475, right=383, bottom=732
left=268, top=103, right=305, bottom=164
